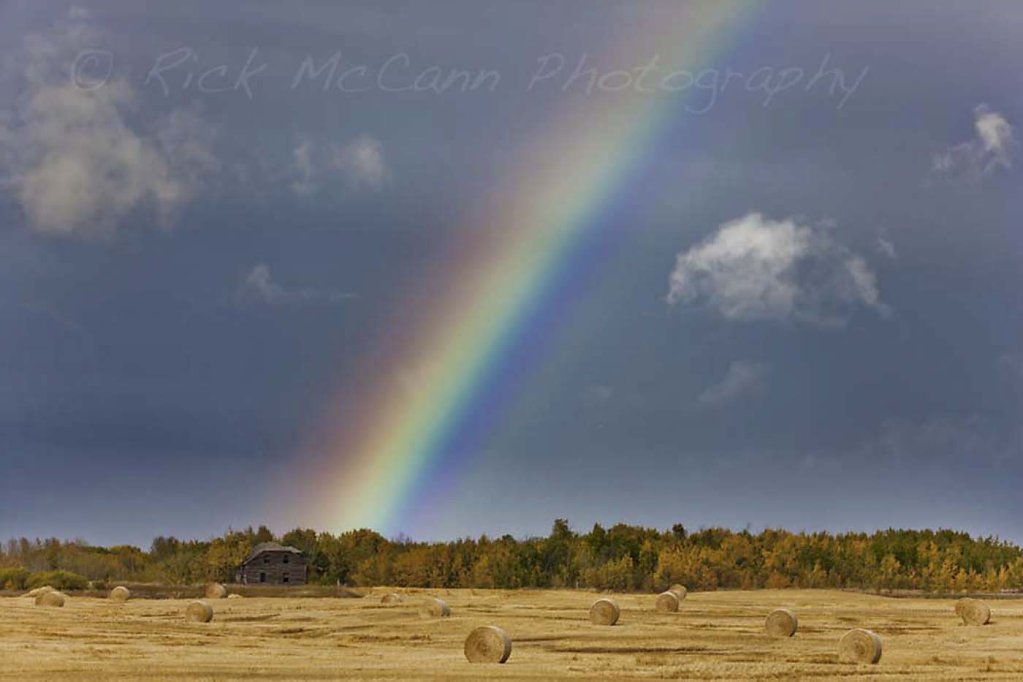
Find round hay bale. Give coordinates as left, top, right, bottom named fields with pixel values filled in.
left=381, top=593, right=404, bottom=605
left=226, top=593, right=244, bottom=600
left=464, top=625, right=512, bottom=664
left=185, top=600, right=214, bottom=623
left=109, top=586, right=130, bottom=602
left=956, top=598, right=990, bottom=625
left=669, top=584, right=688, bottom=600
left=589, top=598, right=620, bottom=626
left=24, top=585, right=54, bottom=598
left=765, top=608, right=798, bottom=637
left=418, top=597, right=451, bottom=619
left=205, top=583, right=227, bottom=599
left=655, top=591, right=679, bottom=613
left=839, top=628, right=882, bottom=664
left=35, top=590, right=65, bottom=607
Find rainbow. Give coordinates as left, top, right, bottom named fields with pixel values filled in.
left=312, top=2, right=759, bottom=535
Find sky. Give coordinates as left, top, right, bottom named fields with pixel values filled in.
left=1, top=1, right=1021, bottom=548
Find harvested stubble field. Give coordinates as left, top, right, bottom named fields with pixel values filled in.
left=2, top=588, right=1023, bottom=680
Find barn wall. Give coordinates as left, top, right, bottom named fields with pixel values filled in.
left=240, top=551, right=308, bottom=585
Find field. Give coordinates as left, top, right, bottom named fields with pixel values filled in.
left=3, top=588, right=1023, bottom=680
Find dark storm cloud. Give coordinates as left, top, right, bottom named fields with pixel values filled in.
left=1, top=0, right=1021, bottom=545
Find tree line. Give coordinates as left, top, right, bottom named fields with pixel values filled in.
left=3, top=520, right=1022, bottom=594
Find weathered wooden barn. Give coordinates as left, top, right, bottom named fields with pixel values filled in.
left=236, top=542, right=307, bottom=585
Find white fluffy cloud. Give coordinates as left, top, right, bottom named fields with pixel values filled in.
left=335, top=135, right=388, bottom=190
left=932, top=105, right=1015, bottom=180
left=0, top=10, right=218, bottom=237
left=666, top=213, right=885, bottom=326
left=699, top=361, right=770, bottom=406
left=235, top=264, right=355, bottom=306
left=289, top=134, right=388, bottom=196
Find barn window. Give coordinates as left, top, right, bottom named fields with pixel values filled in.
left=263, top=555, right=270, bottom=564
left=283, top=555, right=290, bottom=564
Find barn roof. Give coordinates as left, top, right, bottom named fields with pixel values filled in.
left=243, top=542, right=303, bottom=564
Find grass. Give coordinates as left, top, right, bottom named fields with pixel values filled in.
left=2, top=588, right=1022, bottom=680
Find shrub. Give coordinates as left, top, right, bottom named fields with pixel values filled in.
left=26, top=570, right=89, bottom=591
left=0, top=567, right=31, bottom=590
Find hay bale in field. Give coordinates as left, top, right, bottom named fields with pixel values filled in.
left=464, top=625, right=512, bottom=664
left=381, top=593, right=404, bottom=604
left=418, top=597, right=451, bottom=619
left=669, top=584, right=688, bottom=600
left=655, top=591, right=679, bottom=613
left=35, top=590, right=65, bottom=607
left=227, top=593, right=244, bottom=600
left=589, top=598, right=620, bottom=626
left=839, top=628, right=882, bottom=664
left=205, top=583, right=227, bottom=599
left=765, top=608, right=798, bottom=637
left=185, top=600, right=214, bottom=623
left=955, top=598, right=991, bottom=625
left=109, top=586, right=130, bottom=602
left=24, top=585, right=54, bottom=598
